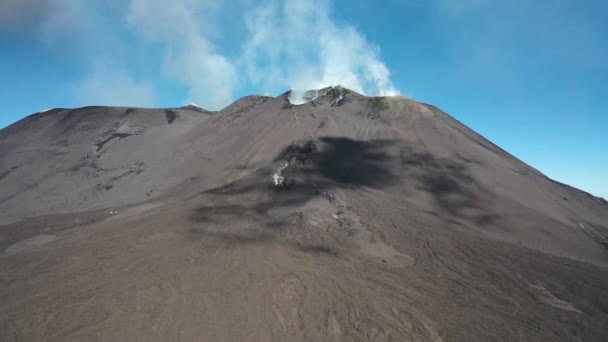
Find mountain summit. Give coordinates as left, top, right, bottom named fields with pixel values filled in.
left=1, top=87, right=607, bottom=341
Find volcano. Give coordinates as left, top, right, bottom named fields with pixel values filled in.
left=1, top=87, right=607, bottom=341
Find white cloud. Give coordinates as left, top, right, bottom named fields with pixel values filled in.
left=127, top=0, right=237, bottom=110
left=0, top=0, right=50, bottom=30
left=29, top=0, right=400, bottom=109
left=38, top=0, right=156, bottom=108
left=75, top=65, right=156, bottom=107
left=41, top=0, right=126, bottom=53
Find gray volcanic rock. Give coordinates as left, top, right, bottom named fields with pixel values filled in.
left=0, top=106, right=213, bottom=225
left=0, top=87, right=607, bottom=341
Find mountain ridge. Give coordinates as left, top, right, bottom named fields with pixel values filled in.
left=1, top=86, right=607, bottom=341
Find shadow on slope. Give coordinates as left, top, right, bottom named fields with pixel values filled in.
left=187, top=137, right=399, bottom=253
left=400, top=146, right=500, bottom=226
left=305, top=137, right=398, bottom=187
left=187, top=137, right=500, bottom=252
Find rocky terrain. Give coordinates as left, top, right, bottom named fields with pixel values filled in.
left=1, top=87, right=607, bottom=341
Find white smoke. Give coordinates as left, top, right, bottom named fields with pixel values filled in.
left=18, top=0, right=400, bottom=109
left=288, top=89, right=319, bottom=105
left=272, top=161, right=289, bottom=187
left=242, top=0, right=399, bottom=97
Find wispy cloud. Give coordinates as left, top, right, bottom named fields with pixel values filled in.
left=0, top=0, right=50, bottom=31
left=5, top=0, right=399, bottom=109
left=37, top=0, right=155, bottom=107
left=127, top=0, right=237, bottom=110
left=74, top=63, right=156, bottom=107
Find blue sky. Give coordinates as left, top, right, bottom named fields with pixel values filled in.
left=0, top=0, right=607, bottom=198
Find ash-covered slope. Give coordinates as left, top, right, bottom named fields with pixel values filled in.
left=1, top=87, right=607, bottom=341
left=0, top=105, right=213, bottom=225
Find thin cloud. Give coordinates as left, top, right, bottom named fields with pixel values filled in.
left=127, top=0, right=237, bottom=110
left=0, top=0, right=50, bottom=30
left=37, top=0, right=154, bottom=107
left=19, top=0, right=400, bottom=109
left=75, top=64, right=156, bottom=107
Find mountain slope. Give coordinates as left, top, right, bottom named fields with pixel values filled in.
left=0, top=87, right=607, bottom=341
left=0, top=105, right=213, bottom=224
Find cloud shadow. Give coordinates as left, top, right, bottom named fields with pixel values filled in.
left=400, top=146, right=500, bottom=226
left=187, top=136, right=501, bottom=253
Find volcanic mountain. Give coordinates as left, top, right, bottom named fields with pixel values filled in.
left=1, top=87, right=607, bottom=341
